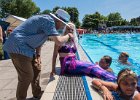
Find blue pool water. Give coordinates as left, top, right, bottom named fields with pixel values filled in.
left=79, top=33, right=140, bottom=76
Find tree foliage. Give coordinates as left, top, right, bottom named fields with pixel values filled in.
left=82, top=12, right=131, bottom=30
left=82, top=12, right=107, bottom=30
left=106, top=12, right=128, bottom=27
left=108, top=12, right=122, bottom=21
left=0, top=0, right=39, bottom=18
left=0, top=1, right=139, bottom=29
left=41, top=9, right=51, bottom=14
left=130, top=17, right=140, bottom=26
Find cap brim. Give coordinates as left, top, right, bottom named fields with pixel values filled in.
left=50, top=13, right=69, bottom=27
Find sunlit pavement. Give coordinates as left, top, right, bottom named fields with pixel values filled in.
left=0, top=41, right=57, bottom=100
left=0, top=41, right=103, bottom=100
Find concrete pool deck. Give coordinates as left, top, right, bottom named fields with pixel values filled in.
left=0, top=41, right=103, bottom=100
left=40, top=42, right=103, bottom=100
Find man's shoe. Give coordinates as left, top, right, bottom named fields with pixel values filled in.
left=33, top=91, right=44, bottom=100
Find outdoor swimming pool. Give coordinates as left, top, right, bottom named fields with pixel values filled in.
left=79, top=33, right=140, bottom=76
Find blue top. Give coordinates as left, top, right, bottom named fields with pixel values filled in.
left=3, top=15, right=59, bottom=58
left=111, top=91, right=138, bottom=100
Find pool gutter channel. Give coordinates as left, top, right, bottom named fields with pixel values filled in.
left=52, top=75, right=88, bottom=100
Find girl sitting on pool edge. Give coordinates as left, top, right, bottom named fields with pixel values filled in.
left=50, top=22, right=116, bottom=82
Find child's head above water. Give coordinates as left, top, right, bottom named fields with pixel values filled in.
left=99, top=55, right=112, bottom=69
left=119, top=52, right=129, bottom=60
left=117, top=68, right=138, bottom=96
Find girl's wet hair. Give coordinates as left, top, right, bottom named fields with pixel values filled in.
left=119, top=52, right=129, bottom=58
left=117, top=68, right=138, bottom=84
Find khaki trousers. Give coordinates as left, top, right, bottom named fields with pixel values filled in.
left=10, top=53, right=41, bottom=100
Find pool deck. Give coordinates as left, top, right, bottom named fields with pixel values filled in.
left=0, top=41, right=103, bottom=100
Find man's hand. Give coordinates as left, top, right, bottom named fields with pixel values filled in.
left=36, top=56, right=41, bottom=65
left=33, top=55, right=41, bottom=70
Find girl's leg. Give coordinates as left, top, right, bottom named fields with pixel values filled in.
left=67, top=60, right=116, bottom=81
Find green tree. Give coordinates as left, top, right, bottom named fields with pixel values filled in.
left=41, top=9, right=51, bottom=14
left=108, top=12, right=122, bottom=21
left=52, top=6, right=60, bottom=13
left=33, top=7, right=40, bottom=15
left=0, top=0, right=39, bottom=18
left=82, top=14, right=95, bottom=29
left=121, top=19, right=129, bottom=26
left=82, top=12, right=107, bottom=30
left=130, top=18, right=139, bottom=26
left=130, top=16, right=140, bottom=26
left=106, top=12, right=131, bottom=27
left=75, top=21, right=81, bottom=28
left=65, top=7, right=78, bottom=23
left=0, top=0, right=16, bottom=17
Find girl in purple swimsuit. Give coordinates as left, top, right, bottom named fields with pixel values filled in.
left=51, top=22, right=116, bottom=82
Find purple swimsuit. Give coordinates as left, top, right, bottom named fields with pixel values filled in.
left=58, top=44, right=117, bottom=82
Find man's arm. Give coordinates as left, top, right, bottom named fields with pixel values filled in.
left=49, top=33, right=73, bottom=46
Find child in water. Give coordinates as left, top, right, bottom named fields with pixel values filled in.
left=92, top=68, right=140, bottom=100
left=118, top=52, right=131, bottom=66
